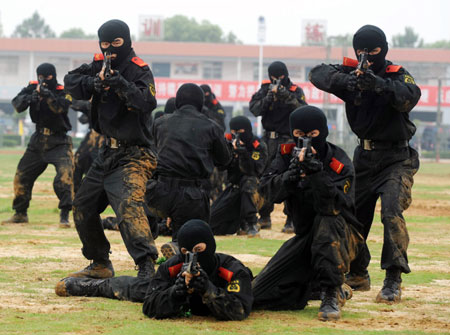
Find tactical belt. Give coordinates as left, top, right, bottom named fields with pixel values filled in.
left=37, top=127, right=66, bottom=136
left=265, top=131, right=289, bottom=139
left=157, top=175, right=207, bottom=188
left=359, top=139, right=409, bottom=151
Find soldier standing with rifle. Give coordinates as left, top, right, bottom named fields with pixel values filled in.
left=250, top=61, right=307, bottom=233
left=310, top=25, right=421, bottom=304
left=2, top=63, right=73, bottom=228
left=63, top=19, right=158, bottom=280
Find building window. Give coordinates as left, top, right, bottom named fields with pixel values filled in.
left=0, top=56, right=19, bottom=75
left=203, top=62, right=222, bottom=79
left=153, top=62, right=171, bottom=77
left=174, top=63, right=199, bottom=76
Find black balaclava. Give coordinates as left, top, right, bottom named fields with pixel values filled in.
left=177, top=219, right=217, bottom=275
left=229, top=116, right=254, bottom=150
left=175, top=83, right=204, bottom=112
left=353, top=25, right=388, bottom=74
left=98, top=19, right=132, bottom=67
left=268, top=61, right=290, bottom=87
left=289, top=106, right=329, bottom=160
left=164, top=97, right=176, bottom=114
left=154, top=111, right=164, bottom=120
left=200, top=84, right=213, bottom=103
left=36, top=63, right=57, bottom=90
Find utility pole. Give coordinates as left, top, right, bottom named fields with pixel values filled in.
left=256, top=16, right=266, bottom=137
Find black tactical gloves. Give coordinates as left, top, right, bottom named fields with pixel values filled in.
left=357, top=70, right=386, bottom=93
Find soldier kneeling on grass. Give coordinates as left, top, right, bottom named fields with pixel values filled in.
left=252, top=106, right=363, bottom=321
left=55, top=219, right=253, bottom=321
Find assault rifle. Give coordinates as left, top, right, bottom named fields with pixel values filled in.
left=183, top=251, right=200, bottom=276
left=103, top=51, right=113, bottom=79
left=354, top=48, right=369, bottom=106
left=291, top=136, right=313, bottom=176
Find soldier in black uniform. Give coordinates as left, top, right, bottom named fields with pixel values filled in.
left=309, top=25, right=421, bottom=304
left=200, top=85, right=227, bottom=202
left=70, top=100, right=106, bottom=194
left=249, top=61, right=307, bottom=232
left=200, top=84, right=226, bottom=131
left=55, top=219, right=254, bottom=321
left=63, top=19, right=158, bottom=280
left=252, top=106, right=362, bottom=321
left=147, top=83, right=231, bottom=258
left=209, top=116, right=267, bottom=237
left=164, top=97, right=176, bottom=114
left=2, top=63, right=73, bottom=228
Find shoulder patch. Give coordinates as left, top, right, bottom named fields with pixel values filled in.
left=168, top=263, right=183, bottom=278
left=94, top=53, right=104, bottom=61
left=386, top=65, right=402, bottom=73
left=252, top=151, right=260, bottom=161
left=29, top=80, right=38, bottom=85
left=252, top=139, right=260, bottom=149
left=404, top=74, right=416, bottom=84
left=329, top=157, right=344, bottom=174
left=212, top=99, right=218, bottom=105
left=261, top=79, right=271, bottom=85
left=280, top=143, right=296, bottom=155
left=131, top=56, right=148, bottom=67
left=343, top=57, right=358, bottom=68
left=289, top=84, right=297, bottom=92
left=56, top=85, right=64, bottom=91
left=218, top=267, right=234, bottom=282
left=225, top=133, right=233, bottom=141
left=65, top=94, right=73, bottom=102
left=217, top=109, right=225, bottom=115
left=227, top=280, right=241, bottom=293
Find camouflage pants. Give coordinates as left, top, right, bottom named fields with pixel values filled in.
left=73, top=145, right=158, bottom=264
left=12, top=132, right=73, bottom=213
left=350, top=146, right=420, bottom=274
left=73, top=130, right=103, bottom=194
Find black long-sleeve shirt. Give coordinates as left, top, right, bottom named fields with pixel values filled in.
left=249, top=81, right=306, bottom=136
left=152, top=105, right=231, bottom=179
left=64, top=49, right=157, bottom=146
left=12, top=82, right=72, bottom=132
left=261, top=142, right=362, bottom=236
left=142, top=253, right=253, bottom=320
left=226, top=135, right=267, bottom=185
left=309, top=60, right=421, bottom=141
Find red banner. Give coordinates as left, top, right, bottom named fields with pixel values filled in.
left=154, top=78, right=450, bottom=107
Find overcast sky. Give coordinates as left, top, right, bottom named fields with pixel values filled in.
left=1, top=0, right=449, bottom=46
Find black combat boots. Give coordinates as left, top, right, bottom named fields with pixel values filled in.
left=376, top=268, right=402, bottom=304
left=136, top=258, right=156, bottom=280
left=2, top=212, right=29, bottom=224
left=281, top=216, right=294, bottom=234
left=68, top=259, right=115, bottom=279
left=258, top=216, right=272, bottom=230
left=318, top=286, right=342, bottom=321
left=55, top=277, right=106, bottom=297
left=59, top=209, right=70, bottom=228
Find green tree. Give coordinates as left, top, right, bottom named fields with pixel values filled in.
left=60, top=28, right=96, bottom=39
left=329, top=34, right=353, bottom=47
left=12, top=11, right=55, bottom=38
left=160, top=15, right=240, bottom=44
left=424, top=40, right=450, bottom=49
left=392, top=27, right=423, bottom=48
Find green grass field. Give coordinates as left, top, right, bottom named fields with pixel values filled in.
left=0, top=150, right=449, bottom=335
